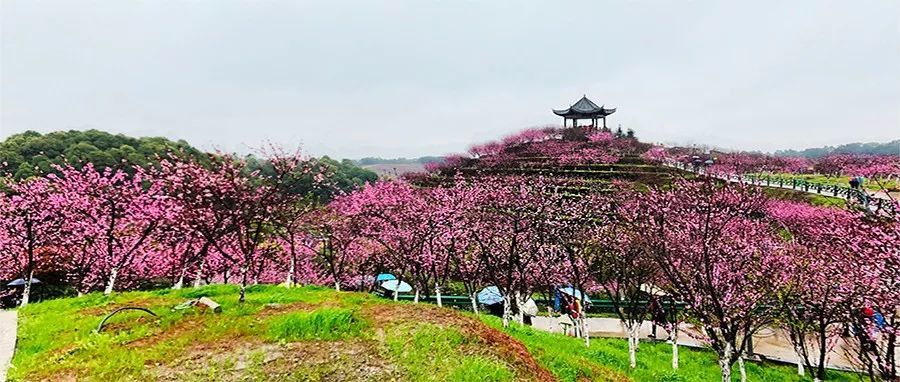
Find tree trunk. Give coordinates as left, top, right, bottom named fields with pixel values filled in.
left=582, top=316, right=590, bottom=347
left=577, top=292, right=589, bottom=346
left=514, top=291, right=524, bottom=325
left=287, top=248, right=297, bottom=288
left=284, top=256, right=297, bottom=288
left=393, top=284, right=399, bottom=301
left=470, top=292, right=479, bottom=315
left=193, top=259, right=205, bottom=288
left=414, top=289, right=420, bottom=304
left=795, top=343, right=805, bottom=376
left=104, top=266, right=119, bottom=295
left=173, top=267, right=186, bottom=290
left=502, top=294, right=511, bottom=328
left=672, top=325, right=679, bottom=369
left=435, top=284, right=443, bottom=308
left=719, top=344, right=734, bottom=382
left=628, top=324, right=638, bottom=368
left=634, top=323, right=641, bottom=350
left=816, top=327, right=829, bottom=382
left=238, top=265, right=248, bottom=303
left=738, top=354, right=747, bottom=382
left=19, top=270, right=33, bottom=307
left=334, top=280, right=341, bottom=292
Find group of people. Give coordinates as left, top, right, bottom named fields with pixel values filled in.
left=554, top=291, right=586, bottom=336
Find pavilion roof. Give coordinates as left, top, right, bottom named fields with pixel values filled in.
left=553, top=96, right=616, bottom=117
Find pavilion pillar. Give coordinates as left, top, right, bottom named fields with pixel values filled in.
left=603, top=117, right=607, bottom=129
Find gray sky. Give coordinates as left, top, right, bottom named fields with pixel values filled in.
left=2, top=1, right=898, bottom=159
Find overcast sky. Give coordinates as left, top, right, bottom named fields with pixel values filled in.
left=2, top=1, right=898, bottom=159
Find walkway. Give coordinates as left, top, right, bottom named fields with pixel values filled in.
left=531, top=316, right=869, bottom=371
left=0, top=310, right=16, bottom=382
left=663, top=161, right=896, bottom=215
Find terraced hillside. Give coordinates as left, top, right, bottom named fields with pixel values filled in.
left=409, top=127, right=675, bottom=193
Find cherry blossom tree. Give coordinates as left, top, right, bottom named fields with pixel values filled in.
left=265, top=146, right=333, bottom=287
left=0, top=175, right=66, bottom=305
left=423, top=181, right=474, bottom=307
left=768, top=201, right=866, bottom=381
left=302, top=207, right=371, bottom=291
left=636, top=179, right=790, bottom=382
left=815, top=154, right=900, bottom=179
left=596, top=194, right=662, bottom=367
left=544, top=191, right=610, bottom=347
left=844, top=212, right=900, bottom=381
left=157, top=155, right=237, bottom=288
left=467, top=176, right=556, bottom=327
left=52, top=163, right=170, bottom=295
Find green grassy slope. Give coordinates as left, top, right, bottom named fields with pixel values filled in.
left=9, top=285, right=548, bottom=382
left=10, top=286, right=857, bottom=381
left=483, top=317, right=857, bottom=382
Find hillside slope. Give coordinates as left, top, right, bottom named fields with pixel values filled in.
left=10, top=286, right=857, bottom=382
left=10, top=285, right=558, bottom=382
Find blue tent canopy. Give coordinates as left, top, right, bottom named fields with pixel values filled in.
left=380, top=279, right=413, bottom=293
left=558, top=286, right=591, bottom=304
left=477, top=286, right=503, bottom=305
left=375, top=273, right=396, bottom=282
left=6, top=278, right=40, bottom=287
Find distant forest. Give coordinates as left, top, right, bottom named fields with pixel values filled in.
left=775, top=140, right=899, bottom=158
left=353, top=156, right=443, bottom=166
left=0, top=130, right=377, bottom=199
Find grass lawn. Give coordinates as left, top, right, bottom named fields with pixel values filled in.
left=9, top=286, right=862, bottom=381
left=481, top=315, right=859, bottom=382
left=759, top=173, right=898, bottom=192
left=8, top=285, right=535, bottom=382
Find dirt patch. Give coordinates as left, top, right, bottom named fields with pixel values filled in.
left=364, top=303, right=557, bottom=382
left=153, top=337, right=400, bottom=381
left=126, top=316, right=206, bottom=349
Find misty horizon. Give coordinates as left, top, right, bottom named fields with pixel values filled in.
left=2, top=1, right=898, bottom=159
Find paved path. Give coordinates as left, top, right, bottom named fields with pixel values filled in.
left=531, top=316, right=882, bottom=372
left=663, top=162, right=896, bottom=215
left=0, top=310, right=16, bottom=382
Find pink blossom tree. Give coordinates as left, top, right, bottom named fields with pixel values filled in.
left=596, top=194, right=663, bottom=367
left=467, top=176, right=556, bottom=327
left=265, top=146, right=333, bottom=287
left=543, top=190, right=610, bottom=346
left=843, top=212, right=900, bottom=381
left=636, top=179, right=791, bottom=381
left=338, top=181, right=436, bottom=300
left=0, top=176, right=66, bottom=305
left=302, top=207, right=371, bottom=291
left=768, top=201, right=867, bottom=381
left=157, top=156, right=237, bottom=288
left=52, top=163, right=170, bottom=295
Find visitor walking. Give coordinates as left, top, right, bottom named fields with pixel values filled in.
left=648, top=296, right=670, bottom=341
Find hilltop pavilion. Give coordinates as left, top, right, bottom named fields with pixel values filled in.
left=553, top=95, right=616, bottom=129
